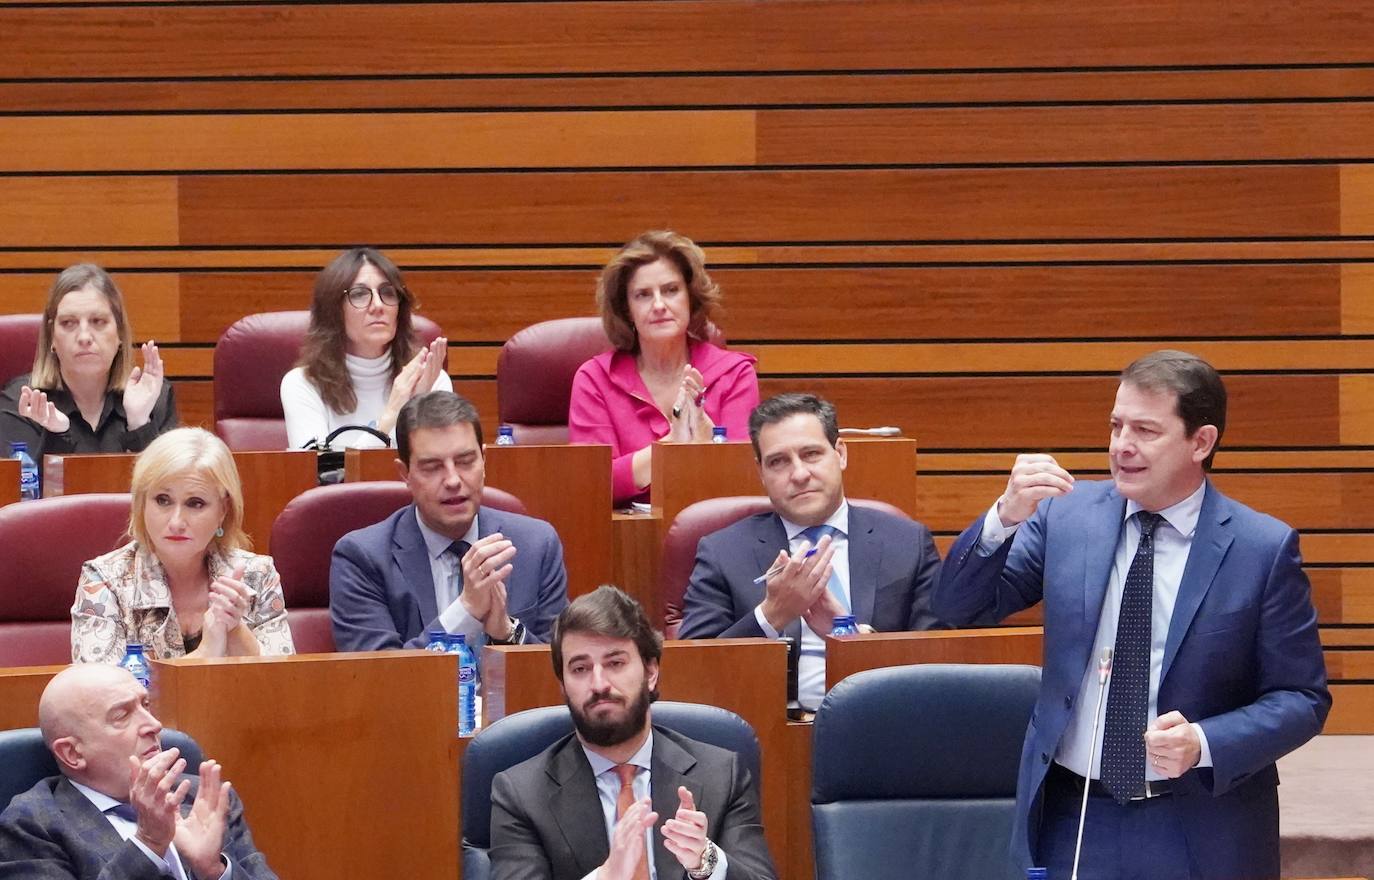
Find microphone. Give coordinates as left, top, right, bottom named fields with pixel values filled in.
left=1071, top=647, right=1113, bottom=880
left=838, top=426, right=902, bottom=436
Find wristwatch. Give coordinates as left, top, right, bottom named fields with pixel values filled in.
left=487, top=617, right=526, bottom=645
left=688, top=839, right=719, bottom=879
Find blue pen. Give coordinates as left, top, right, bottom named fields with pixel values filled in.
left=753, top=545, right=820, bottom=584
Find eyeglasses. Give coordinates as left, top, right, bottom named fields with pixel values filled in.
left=344, top=283, right=402, bottom=309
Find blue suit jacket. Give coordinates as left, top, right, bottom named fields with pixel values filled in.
left=329, top=503, right=569, bottom=651
left=678, top=504, right=944, bottom=641
left=932, top=480, right=1330, bottom=880
left=0, top=774, right=275, bottom=879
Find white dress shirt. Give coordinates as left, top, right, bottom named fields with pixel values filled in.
left=70, top=780, right=233, bottom=879
left=977, top=482, right=1213, bottom=779
left=752, top=500, right=852, bottom=711
left=579, top=731, right=728, bottom=880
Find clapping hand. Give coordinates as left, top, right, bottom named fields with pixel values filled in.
left=123, top=340, right=165, bottom=430
left=16, top=386, right=70, bottom=434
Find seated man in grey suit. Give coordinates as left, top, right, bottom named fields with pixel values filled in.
left=490, top=586, right=777, bottom=880
left=0, top=663, right=276, bottom=879
left=679, top=393, right=944, bottom=712
left=330, top=390, right=569, bottom=651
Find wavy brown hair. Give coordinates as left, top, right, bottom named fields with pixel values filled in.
left=595, top=230, right=721, bottom=353
left=296, top=247, right=418, bottom=414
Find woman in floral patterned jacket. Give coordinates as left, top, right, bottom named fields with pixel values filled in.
left=71, top=427, right=295, bottom=662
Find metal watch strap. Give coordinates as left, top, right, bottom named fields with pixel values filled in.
left=489, top=617, right=525, bottom=645
left=687, top=839, right=718, bottom=880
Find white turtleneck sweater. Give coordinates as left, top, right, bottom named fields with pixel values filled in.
left=279, top=352, right=453, bottom=450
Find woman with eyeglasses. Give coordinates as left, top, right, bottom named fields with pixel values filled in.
left=280, top=247, right=449, bottom=449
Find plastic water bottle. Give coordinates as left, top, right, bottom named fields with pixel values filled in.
left=425, top=629, right=448, bottom=652
left=711, top=426, right=727, bottom=444
left=447, top=634, right=478, bottom=736
left=830, top=615, right=859, bottom=637
left=1026, top=869, right=1048, bottom=880
left=9, top=442, right=39, bottom=500
left=120, top=643, right=152, bottom=689
left=495, top=425, right=516, bottom=446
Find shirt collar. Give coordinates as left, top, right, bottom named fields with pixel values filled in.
left=416, top=509, right=480, bottom=561
left=583, top=728, right=655, bottom=779
left=1123, top=480, right=1206, bottom=538
left=780, top=498, right=850, bottom=542
left=69, top=779, right=122, bottom=813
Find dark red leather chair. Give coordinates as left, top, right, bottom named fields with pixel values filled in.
left=658, top=496, right=909, bottom=637
left=213, top=310, right=445, bottom=451
left=496, top=317, right=725, bottom=445
left=269, top=481, right=527, bottom=653
left=0, top=314, right=41, bottom=387
left=0, top=493, right=132, bottom=666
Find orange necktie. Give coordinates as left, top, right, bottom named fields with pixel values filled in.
left=614, top=763, right=651, bottom=880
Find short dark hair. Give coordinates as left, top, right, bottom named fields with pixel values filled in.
left=1120, top=350, right=1227, bottom=470
left=748, top=393, right=839, bottom=460
left=551, top=586, right=663, bottom=699
left=395, top=391, right=484, bottom=466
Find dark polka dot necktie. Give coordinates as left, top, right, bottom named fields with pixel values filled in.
left=1099, top=511, right=1162, bottom=803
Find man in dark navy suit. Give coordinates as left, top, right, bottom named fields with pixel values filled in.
left=934, top=351, right=1329, bottom=879
left=0, top=663, right=276, bottom=879
left=330, top=391, right=568, bottom=652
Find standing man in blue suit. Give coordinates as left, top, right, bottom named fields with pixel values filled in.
left=933, top=351, right=1329, bottom=880
left=330, top=391, right=568, bottom=651
left=679, top=393, right=944, bottom=713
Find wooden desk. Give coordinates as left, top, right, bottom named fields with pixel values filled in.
left=0, top=664, right=64, bottom=729
left=154, top=651, right=460, bottom=880
left=347, top=444, right=615, bottom=598
left=0, top=458, right=18, bottom=506
left=483, top=639, right=790, bottom=865
left=43, top=451, right=316, bottom=553
left=825, top=626, right=1045, bottom=690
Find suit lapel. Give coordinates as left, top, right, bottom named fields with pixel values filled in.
left=846, top=505, right=880, bottom=624
left=754, top=515, right=800, bottom=642
left=547, top=738, right=612, bottom=877
left=1081, top=488, right=1126, bottom=629
left=650, top=728, right=699, bottom=880
left=393, top=506, right=439, bottom=626
left=53, top=777, right=136, bottom=855
left=1162, top=481, right=1232, bottom=680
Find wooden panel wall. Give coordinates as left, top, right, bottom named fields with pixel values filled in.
left=2, top=1, right=1372, bottom=713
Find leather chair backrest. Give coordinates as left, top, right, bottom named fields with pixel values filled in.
left=213, top=310, right=443, bottom=451
left=496, top=318, right=725, bottom=446
left=0, top=494, right=132, bottom=666
left=270, top=482, right=526, bottom=653
left=0, top=727, right=203, bottom=813
left=658, top=496, right=909, bottom=637
left=810, top=663, right=1040, bottom=880
left=0, top=314, right=41, bottom=387
left=459, top=702, right=760, bottom=880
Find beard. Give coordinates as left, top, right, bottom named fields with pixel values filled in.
left=568, top=682, right=651, bottom=748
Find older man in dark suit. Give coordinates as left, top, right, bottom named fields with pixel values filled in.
left=490, top=586, right=777, bottom=880
left=330, top=391, right=568, bottom=652
left=0, top=663, right=276, bottom=879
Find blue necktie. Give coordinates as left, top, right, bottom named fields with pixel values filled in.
left=1099, top=511, right=1162, bottom=803
left=800, top=524, right=850, bottom=613
left=447, top=540, right=470, bottom=599
left=107, top=802, right=138, bottom=822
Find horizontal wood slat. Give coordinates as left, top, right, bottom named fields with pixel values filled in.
left=15, top=104, right=1374, bottom=172
left=10, top=68, right=1374, bottom=114
left=0, top=112, right=756, bottom=172
left=173, top=166, right=1345, bottom=248
left=5, top=2, right=1374, bottom=79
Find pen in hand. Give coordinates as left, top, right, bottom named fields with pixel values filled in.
left=753, top=545, right=820, bottom=584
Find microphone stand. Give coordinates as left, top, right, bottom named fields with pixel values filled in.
left=1071, top=647, right=1113, bottom=880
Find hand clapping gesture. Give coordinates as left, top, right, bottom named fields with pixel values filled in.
left=123, top=340, right=165, bottom=430
left=16, top=385, right=70, bottom=434
left=668, top=366, right=713, bottom=442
